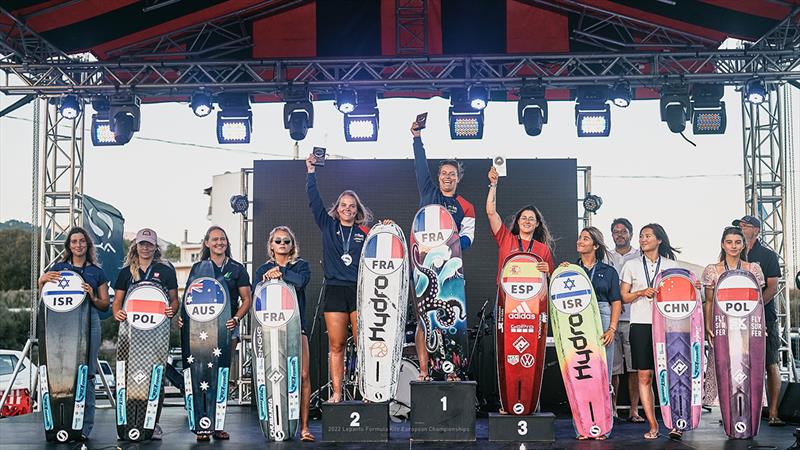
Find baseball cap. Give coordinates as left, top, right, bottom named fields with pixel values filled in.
left=732, top=215, right=761, bottom=228
left=135, top=228, right=158, bottom=246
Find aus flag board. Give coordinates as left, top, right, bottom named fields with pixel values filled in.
left=185, top=278, right=227, bottom=322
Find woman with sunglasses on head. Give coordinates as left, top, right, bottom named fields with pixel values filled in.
left=111, top=228, right=179, bottom=441
left=254, top=226, right=315, bottom=442
left=38, top=227, right=110, bottom=441
left=486, top=166, right=555, bottom=279
left=306, top=154, right=373, bottom=403
left=700, top=227, right=764, bottom=412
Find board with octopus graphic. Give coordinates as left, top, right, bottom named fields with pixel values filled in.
left=410, top=204, right=468, bottom=380
left=180, top=260, right=232, bottom=437
left=652, top=268, right=703, bottom=433
left=549, top=264, right=612, bottom=439
left=496, top=253, right=548, bottom=416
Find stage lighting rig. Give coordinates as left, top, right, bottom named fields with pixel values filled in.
left=230, top=195, right=249, bottom=215
left=691, top=84, right=726, bottom=135
left=343, top=90, right=379, bottom=142
left=58, top=94, right=81, bottom=119
left=449, top=88, right=484, bottom=140
left=610, top=81, right=632, bottom=108
left=660, top=84, right=690, bottom=134
left=335, top=88, right=357, bottom=114
left=583, top=194, right=603, bottom=214
left=217, top=93, right=252, bottom=144
left=190, top=90, right=213, bottom=117
left=90, top=94, right=141, bottom=146
left=468, top=86, right=489, bottom=111
left=575, top=86, right=611, bottom=137
left=517, top=84, right=548, bottom=137
left=283, top=87, right=314, bottom=141
left=744, top=78, right=767, bottom=104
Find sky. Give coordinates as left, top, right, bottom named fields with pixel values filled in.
left=1, top=85, right=799, bottom=271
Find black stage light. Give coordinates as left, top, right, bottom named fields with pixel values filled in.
left=468, top=86, right=489, bottom=111
left=59, top=94, right=81, bottom=119
left=190, top=91, right=213, bottom=117
left=283, top=88, right=314, bottom=141
left=575, top=86, right=611, bottom=137
left=610, top=81, right=632, bottom=108
left=583, top=194, right=603, bottom=214
left=517, top=84, right=548, bottom=137
left=691, top=84, right=726, bottom=135
left=90, top=95, right=140, bottom=146
left=449, top=88, right=484, bottom=140
left=335, top=88, right=357, bottom=114
left=660, top=84, right=690, bottom=134
left=744, top=78, right=766, bottom=104
left=230, top=195, right=249, bottom=214
left=344, top=92, right=379, bottom=142
left=217, top=93, right=252, bottom=144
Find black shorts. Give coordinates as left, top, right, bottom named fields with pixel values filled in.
left=629, top=323, right=655, bottom=371
left=766, top=320, right=780, bottom=366
left=323, top=284, right=357, bottom=313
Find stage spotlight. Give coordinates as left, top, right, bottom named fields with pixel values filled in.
left=217, top=93, right=252, bottom=144
left=90, top=95, right=140, bottom=146
left=744, top=78, right=766, bottom=104
left=448, top=89, right=483, bottom=139
left=335, top=89, right=357, bottom=114
left=660, top=84, right=690, bottom=133
left=517, top=85, right=548, bottom=137
left=190, top=91, right=213, bottom=117
left=91, top=115, right=117, bottom=146
left=583, top=194, right=603, bottom=214
left=691, top=84, right=726, bottom=135
left=468, top=86, right=489, bottom=110
left=283, top=88, right=314, bottom=141
left=575, top=86, right=611, bottom=137
left=230, top=195, right=249, bottom=215
left=59, top=94, right=81, bottom=119
left=610, top=81, right=631, bottom=108
left=344, top=91, right=378, bottom=142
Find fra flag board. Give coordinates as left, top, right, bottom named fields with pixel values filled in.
left=83, top=195, right=125, bottom=319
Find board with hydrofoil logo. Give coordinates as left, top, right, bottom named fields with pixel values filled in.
left=115, top=281, right=171, bottom=442
left=357, top=222, right=409, bottom=402
left=495, top=253, right=548, bottom=415
left=652, top=268, right=703, bottom=432
left=37, top=270, right=91, bottom=443
left=410, top=204, right=468, bottom=380
left=549, top=264, right=612, bottom=439
left=180, top=260, right=232, bottom=436
left=251, top=279, right=302, bottom=441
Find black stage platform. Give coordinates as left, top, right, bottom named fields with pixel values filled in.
left=0, top=405, right=794, bottom=449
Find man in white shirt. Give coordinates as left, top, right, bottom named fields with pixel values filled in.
left=607, top=218, right=643, bottom=423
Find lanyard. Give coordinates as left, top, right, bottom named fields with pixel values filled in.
left=516, top=235, right=535, bottom=253
left=338, top=223, right=353, bottom=255
left=723, top=259, right=741, bottom=271
left=642, top=255, right=661, bottom=289
left=581, top=262, right=598, bottom=282
left=140, top=263, right=154, bottom=281
left=214, top=257, right=229, bottom=276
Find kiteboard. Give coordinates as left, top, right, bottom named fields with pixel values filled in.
left=712, top=269, right=765, bottom=439
left=357, top=223, right=409, bottom=402
left=495, top=253, right=548, bottom=415
left=115, top=281, right=170, bottom=442
left=180, top=260, right=231, bottom=436
left=251, top=280, right=302, bottom=441
left=37, top=270, right=91, bottom=443
left=652, top=268, right=703, bottom=432
left=549, top=264, right=612, bottom=438
left=410, top=204, right=468, bottom=380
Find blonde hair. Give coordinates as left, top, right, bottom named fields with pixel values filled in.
left=268, top=226, right=299, bottom=264
left=327, top=190, right=373, bottom=226
left=124, top=241, right=163, bottom=282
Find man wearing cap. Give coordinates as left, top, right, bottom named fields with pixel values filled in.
left=733, top=215, right=785, bottom=426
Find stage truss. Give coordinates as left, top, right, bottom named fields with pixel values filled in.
left=1, top=3, right=798, bottom=400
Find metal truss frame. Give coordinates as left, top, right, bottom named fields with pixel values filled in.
left=0, top=6, right=71, bottom=64
left=235, top=168, right=254, bottom=405
left=396, top=0, right=428, bottom=55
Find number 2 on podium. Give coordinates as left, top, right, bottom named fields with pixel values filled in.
left=350, top=412, right=360, bottom=427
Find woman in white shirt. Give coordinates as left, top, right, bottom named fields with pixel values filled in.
left=620, top=223, right=680, bottom=440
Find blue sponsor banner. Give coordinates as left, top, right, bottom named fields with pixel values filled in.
left=658, top=369, right=669, bottom=405
left=216, top=368, right=229, bottom=404
left=691, top=342, right=702, bottom=378
left=83, top=195, right=125, bottom=320
left=185, top=394, right=195, bottom=430
left=116, top=388, right=126, bottom=424
left=42, top=393, right=53, bottom=430
left=287, top=356, right=299, bottom=393
left=148, top=365, right=164, bottom=401
left=257, top=385, right=268, bottom=420
left=75, top=365, right=88, bottom=402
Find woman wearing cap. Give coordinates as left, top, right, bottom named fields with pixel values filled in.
left=306, top=154, right=373, bottom=403
left=700, top=227, right=765, bottom=415
left=620, top=223, right=681, bottom=441
left=253, top=226, right=315, bottom=442
left=112, top=228, right=179, bottom=440
left=486, top=166, right=555, bottom=279
left=38, top=227, right=110, bottom=441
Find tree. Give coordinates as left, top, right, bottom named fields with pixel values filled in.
left=0, top=228, right=32, bottom=290
left=164, top=243, right=180, bottom=262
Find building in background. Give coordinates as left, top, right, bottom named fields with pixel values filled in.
left=204, top=171, right=244, bottom=262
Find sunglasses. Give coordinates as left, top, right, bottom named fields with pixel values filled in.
left=273, top=238, right=292, bottom=245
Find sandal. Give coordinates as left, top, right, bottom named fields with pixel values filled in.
left=668, top=429, right=682, bottom=440
left=417, top=374, right=432, bottom=381
left=768, top=416, right=786, bottom=427
left=213, top=430, right=230, bottom=440
left=576, top=435, right=589, bottom=440
left=301, top=430, right=316, bottom=442
left=644, top=430, right=659, bottom=440
left=196, top=434, right=210, bottom=442
left=629, top=415, right=645, bottom=423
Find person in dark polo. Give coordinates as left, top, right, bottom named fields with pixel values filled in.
left=732, top=215, right=785, bottom=426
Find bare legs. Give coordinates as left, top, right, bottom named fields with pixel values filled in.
left=638, top=370, right=658, bottom=438
left=415, top=325, right=429, bottom=379
left=323, top=311, right=358, bottom=402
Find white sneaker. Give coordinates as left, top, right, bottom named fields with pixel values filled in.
left=151, top=424, right=163, bottom=440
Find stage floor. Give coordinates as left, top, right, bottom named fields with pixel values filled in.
left=0, top=405, right=794, bottom=449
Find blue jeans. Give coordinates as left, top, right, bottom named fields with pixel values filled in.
left=598, top=302, right=614, bottom=384
left=84, top=308, right=100, bottom=437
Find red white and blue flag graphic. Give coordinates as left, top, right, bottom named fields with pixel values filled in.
left=186, top=279, right=225, bottom=306
left=363, top=232, right=405, bottom=275
left=254, top=283, right=296, bottom=327
left=414, top=205, right=455, bottom=232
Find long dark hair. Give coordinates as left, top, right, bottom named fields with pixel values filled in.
left=641, top=223, right=680, bottom=260
left=200, top=225, right=232, bottom=260
left=581, top=226, right=610, bottom=263
left=718, top=226, right=748, bottom=262
left=510, top=205, right=554, bottom=252
left=60, top=226, right=98, bottom=266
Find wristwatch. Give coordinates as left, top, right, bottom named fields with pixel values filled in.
left=232, top=316, right=241, bottom=324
